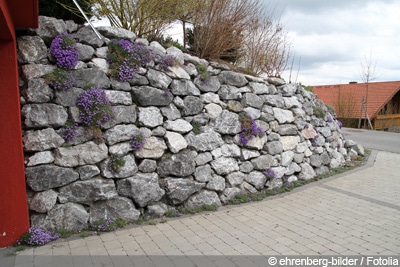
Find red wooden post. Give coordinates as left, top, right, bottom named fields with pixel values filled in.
left=0, top=0, right=38, bottom=247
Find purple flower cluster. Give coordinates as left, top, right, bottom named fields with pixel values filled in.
left=61, top=121, right=78, bottom=142
left=108, top=39, right=154, bottom=82
left=155, top=54, right=175, bottom=71
left=327, top=116, right=333, bottom=123
left=264, top=168, right=276, bottom=180
left=239, top=112, right=265, bottom=145
left=76, top=87, right=114, bottom=127
left=108, top=154, right=125, bottom=174
left=337, top=120, right=343, bottom=129
left=92, top=218, right=116, bottom=232
left=311, top=137, right=318, bottom=147
left=19, top=228, right=60, bottom=246
left=47, top=68, right=75, bottom=91
left=50, top=32, right=79, bottom=69
left=130, top=131, right=145, bottom=151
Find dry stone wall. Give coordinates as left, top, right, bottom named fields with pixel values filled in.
left=18, top=16, right=364, bottom=231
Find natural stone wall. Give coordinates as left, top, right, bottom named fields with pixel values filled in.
left=18, top=16, right=364, bottom=231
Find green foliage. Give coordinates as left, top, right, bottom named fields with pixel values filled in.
left=195, top=64, right=210, bottom=81
left=178, top=204, right=219, bottom=215
left=56, top=229, right=74, bottom=239
left=39, top=0, right=91, bottom=24
left=313, top=106, right=326, bottom=118
left=302, top=84, right=314, bottom=92
left=191, top=121, right=202, bottom=135
left=44, top=68, right=75, bottom=91
left=149, top=220, right=157, bottom=226
left=108, top=154, right=126, bottom=174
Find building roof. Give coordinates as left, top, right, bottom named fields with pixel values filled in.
left=312, top=81, right=400, bottom=119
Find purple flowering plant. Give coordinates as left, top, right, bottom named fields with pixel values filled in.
left=108, top=39, right=154, bottom=82
left=130, top=131, right=145, bottom=151
left=76, top=87, right=114, bottom=142
left=61, top=120, right=78, bottom=142
left=239, top=112, right=265, bottom=146
left=18, top=228, right=60, bottom=246
left=45, top=68, right=76, bottom=91
left=91, top=218, right=116, bottom=232
left=155, top=54, right=175, bottom=71
left=50, top=32, right=79, bottom=69
left=264, top=167, right=276, bottom=180
left=108, top=154, right=125, bottom=174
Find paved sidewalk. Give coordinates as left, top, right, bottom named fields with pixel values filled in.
left=1, top=150, right=400, bottom=266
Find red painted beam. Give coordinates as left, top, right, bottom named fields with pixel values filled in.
left=0, top=0, right=30, bottom=247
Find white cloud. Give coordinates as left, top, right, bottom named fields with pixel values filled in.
left=269, top=0, right=400, bottom=85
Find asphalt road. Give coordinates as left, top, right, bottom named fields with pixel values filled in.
left=341, top=127, right=400, bottom=154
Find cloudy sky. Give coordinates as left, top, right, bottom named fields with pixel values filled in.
left=266, top=0, right=400, bottom=85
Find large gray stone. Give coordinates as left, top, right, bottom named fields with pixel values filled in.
left=171, top=80, right=200, bottom=96
left=54, top=141, right=108, bottom=167
left=147, top=69, right=172, bottom=89
left=211, top=157, right=239, bottom=175
left=157, top=150, right=197, bottom=177
left=164, top=119, right=193, bottom=133
left=58, top=178, right=118, bottom=204
left=101, top=154, right=138, bottom=178
left=273, top=108, right=295, bottom=124
left=194, top=165, right=213, bottom=182
left=226, top=172, right=245, bottom=187
left=249, top=82, right=270, bottom=94
left=213, top=110, right=241, bottom=134
left=31, top=203, right=89, bottom=232
left=75, top=43, right=95, bottom=61
left=194, top=76, right=221, bottom=93
left=263, top=95, right=284, bottom=108
left=32, top=16, right=67, bottom=44
left=281, top=151, right=295, bottom=167
left=117, top=173, right=165, bottom=207
left=279, top=124, right=298, bottom=136
left=160, top=104, right=181, bottom=120
left=165, top=131, right=188, bottom=153
left=162, top=178, right=205, bottom=205
left=220, top=187, right=242, bottom=204
left=26, top=165, right=79, bottom=191
left=103, top=105, right=137, bottom=128
left=299, top=163, right=316, bottom=180
left=219, top=71, right=247, bottom=87
left=23, top=128, right=65, bottom=151
left=251, top=155, right=276, bottom=170
left=74, top=68, right=110, bottom=88
left=104, top=124, right=138, bottom=145
left=134, top=137, right=167, bottom=159
left=30, top=189, right=58, bottom=213
left=89, top=196, right=140, bottom=223
left=264, top=141, right=283, bottom=155
left=206, top=175, right=225, bottom=192
left=23, top=78, right=53, bottom=103
left=241, top=93, right=263, bottom=109
left=105, top=90, right=132, bottom=105
left=26, top=151, right=55, bottom=166
left=218, top=85, right=246, bottom=100
left=97, top=26, right=137, bottom=41
left=280, top=136, right=300, bottom=151
left=186, top=131, right=224, bottom=152
left=244, top=171, right=267, bottom=190
left=22, top=104, right=68, bottom=128
left=54, top=87, right=83, bottom=107
left=183, top=96, right=203, bottom=116
left=77, top=165, right=100, bottom=180
left=185, top=190, right=222, bottom=209
left=132, top=86, right=173, bottom=107
left=75, top=25, right=105, bottom=48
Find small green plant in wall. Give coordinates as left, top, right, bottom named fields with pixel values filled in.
left=108, top=154, right=126, bottom=174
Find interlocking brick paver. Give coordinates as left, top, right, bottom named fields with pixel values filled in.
left=2, top=151, right=400, bottom=266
